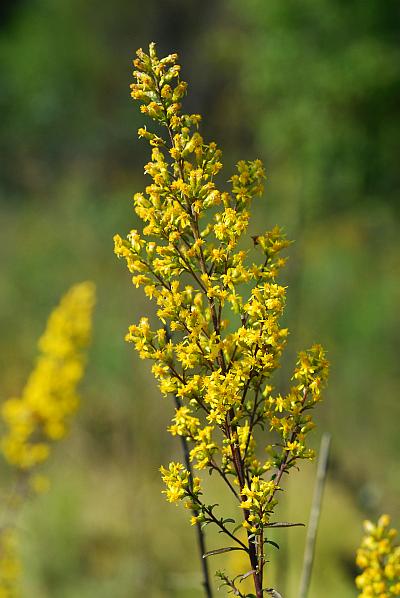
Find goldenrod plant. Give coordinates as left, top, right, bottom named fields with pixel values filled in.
left=114, top=43, right=328, bottom=597
left=355, top=515, right=400, bottom=597
left=0, top=282, right=96, bottom=596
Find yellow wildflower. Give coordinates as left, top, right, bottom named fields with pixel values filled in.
left=1, top=282, right=95, bottom=471
left=356, top=515, right=400, bottom=597
left=0, top=282, right=95, bottom=596
left=115, top=43, right=329, bottom=594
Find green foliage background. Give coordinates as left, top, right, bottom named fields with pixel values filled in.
left=0, top=1, right=399, bottom=595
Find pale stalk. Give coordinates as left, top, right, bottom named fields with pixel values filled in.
left=298, top=433, right=331, bottom=598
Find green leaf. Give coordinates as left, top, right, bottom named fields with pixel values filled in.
left=265, top=539, right=280, bottom=550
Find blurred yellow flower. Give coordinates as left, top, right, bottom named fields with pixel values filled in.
left=1, top=282, right=95, bottom=471
left=0, top=282, right=95, bottom=595
left=356, top=515, right=400, bottom=597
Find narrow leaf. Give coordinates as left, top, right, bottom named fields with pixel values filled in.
left=265, top=539, right=280, bottom=550
left=267, top=521, right=305, bottom=528
left=203, top=546, right=243, bottom=559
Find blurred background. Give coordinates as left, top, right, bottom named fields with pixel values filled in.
left=1, top=0, right=399, bottom=596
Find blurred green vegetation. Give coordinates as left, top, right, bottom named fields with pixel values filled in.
left=0, top=1, right=399, bottom=596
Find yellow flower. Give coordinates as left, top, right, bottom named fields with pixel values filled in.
left=356, top=515, right=400, bottom=597
left=1, top=282, right=95, bottom=471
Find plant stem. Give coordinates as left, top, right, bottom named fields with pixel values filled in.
left=173, top=395, right=214, bottom=598
left=298, top=433, right=331, bottom=598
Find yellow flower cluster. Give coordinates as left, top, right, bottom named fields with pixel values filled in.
left=0, top=529, right=20, bottom=598
left=241, top=476, right=277, bottom=535
left=168, top=407, right=217, bottom=470
left=159, top=462, right=201, bottom=505
left=356, top=515, right=400, bottom=597
left=0, top=282, right=95, bottom=595
left=267, top=345, right=328, bottom=460
left=115, top=43, right=328, bottom=592
left=1, top=282, right=95, bottom=471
